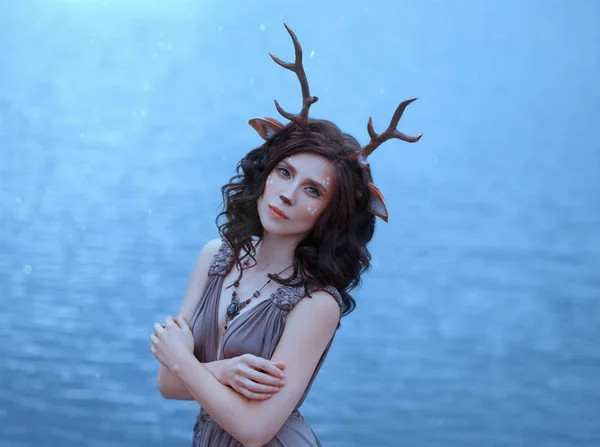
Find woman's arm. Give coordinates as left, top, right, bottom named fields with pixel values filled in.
left=155, top=239, right=286, bottom=402
left=157, top=360, right=225, bottom=400
left=171, top=290, right=340, bottom=447
left=156, top=238, right=222, bottom=399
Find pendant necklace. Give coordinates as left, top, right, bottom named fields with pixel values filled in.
left=224, top=262, right=293, bottom=330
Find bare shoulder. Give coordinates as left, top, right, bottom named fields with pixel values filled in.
left=285, top=289, right=341, bottom=336
left=199, top=238, right=224, bottom=261
left=191, top=238, right=224, bottom=276
left=260, top=289, right=342, bottom=425
left=177, top=238, right=224, bottom=320
left=298, top=289, right=341, bottom=317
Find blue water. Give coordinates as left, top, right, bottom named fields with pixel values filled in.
left=1, top=1, right=599, bottom=446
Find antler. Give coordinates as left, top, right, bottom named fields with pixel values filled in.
left=351, top=98, right=422, bottom=167
left=269, top=24, right=318, bottom=128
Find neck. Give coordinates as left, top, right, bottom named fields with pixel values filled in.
left=249, top=231, right=302, bottom=274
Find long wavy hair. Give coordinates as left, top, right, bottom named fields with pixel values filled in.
left=216, top=119, right=376, bottom=316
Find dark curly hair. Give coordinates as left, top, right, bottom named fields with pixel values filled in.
left=216, top=119, right=376, bottom=316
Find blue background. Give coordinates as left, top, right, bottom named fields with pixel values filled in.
left=1, top=1, right=599, bottom=446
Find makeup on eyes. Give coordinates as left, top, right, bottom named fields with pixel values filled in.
left=278, top=161, right=328, bottom=196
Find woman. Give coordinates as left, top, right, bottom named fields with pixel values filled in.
left=150, top=24, right=421, bottom=447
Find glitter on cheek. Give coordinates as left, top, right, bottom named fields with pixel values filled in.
left=266, top=175, right=274, bottom=185
left=307, top=206, right=318, bottom=216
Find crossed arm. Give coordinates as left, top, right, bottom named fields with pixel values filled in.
left=172, top=293, right=338, bottom=447
left=153, top=240, right=340, bottom=447
left=156, top=239, right=285, bottom=401
left=155, top=239, right=222, bottom=400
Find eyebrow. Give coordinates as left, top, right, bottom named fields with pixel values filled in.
left=281, top=160, right=328, bottom=194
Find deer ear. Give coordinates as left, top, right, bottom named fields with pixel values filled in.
left=368, top=183, right=389, bottom=223
left=248, top=117, right=284, bottom=141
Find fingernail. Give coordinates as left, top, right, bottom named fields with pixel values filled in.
left=280, top=380, right=286, bottom=386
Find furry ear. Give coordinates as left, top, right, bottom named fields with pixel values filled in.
left=367, top=183, right=389, bottom=223
left=248, top=117, right=284, bottom=141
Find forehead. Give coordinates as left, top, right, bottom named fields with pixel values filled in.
left=282, top=152, right=334, bottom=179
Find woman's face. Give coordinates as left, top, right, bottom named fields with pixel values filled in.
left=257, top=152, right=336, bottom=237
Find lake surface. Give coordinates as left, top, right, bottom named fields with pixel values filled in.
left=1, top=1, right=599, bottom=446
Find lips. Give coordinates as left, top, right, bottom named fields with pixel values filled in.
left=268, top=205, right=289, bottom=219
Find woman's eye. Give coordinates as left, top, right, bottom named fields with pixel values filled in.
left=277, top=167, right=290, bottom=178
left=306, top=186, right=321, bottom=198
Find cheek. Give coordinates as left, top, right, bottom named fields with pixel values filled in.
left=306, top=206, right=319, bottom=217
left=263, top=175, right=278, bottom=197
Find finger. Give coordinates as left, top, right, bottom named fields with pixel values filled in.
left=175, top=315, right=190, bottom=330
left=153, top=323, right=165, bottom=335
left=171, top=316, right=183, bottom=328
left=164, top=316, right=177, bottom=328
left=252, top=358, right=286, bottom=378
left=176, top=314, right=189, bottom=326
left=233, top=384, right=272, bottom=401
left=150, top=334, right=159, bottom=345
left=246, top=392, right=272, bottom=401
left=245, top=380, right=281, bottom=395
left=239, top=353, right=257, bottom=365
left=150, top=345, right=162, bottom=362
left=244, top=366, right=284, bottom=386
left=273, top=361, right=286, bottom=371
left=239, top=375, right=282, bottom=393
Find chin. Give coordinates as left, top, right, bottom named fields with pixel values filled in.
left=257, top=202, right=283, bottom=232
left=259, top=211, right=289, bottom=234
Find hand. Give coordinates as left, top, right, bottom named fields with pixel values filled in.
left=150, top=315, right=194, bottom=371
left=218, top=353, right=286, bottom=400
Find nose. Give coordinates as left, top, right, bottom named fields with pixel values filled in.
left=279, top=193, right=294, bottom=206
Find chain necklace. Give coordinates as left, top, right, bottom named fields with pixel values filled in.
left=224, top=262, right=293, bottom=330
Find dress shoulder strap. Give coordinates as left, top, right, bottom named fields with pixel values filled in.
left=272, top=282, right=344, bottom=314
left=306, top=284, right=344, bottom=312
left=207, top=239, right=235, bottom=276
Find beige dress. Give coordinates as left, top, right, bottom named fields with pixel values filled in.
left=189, top=240, right=343, bottom=446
